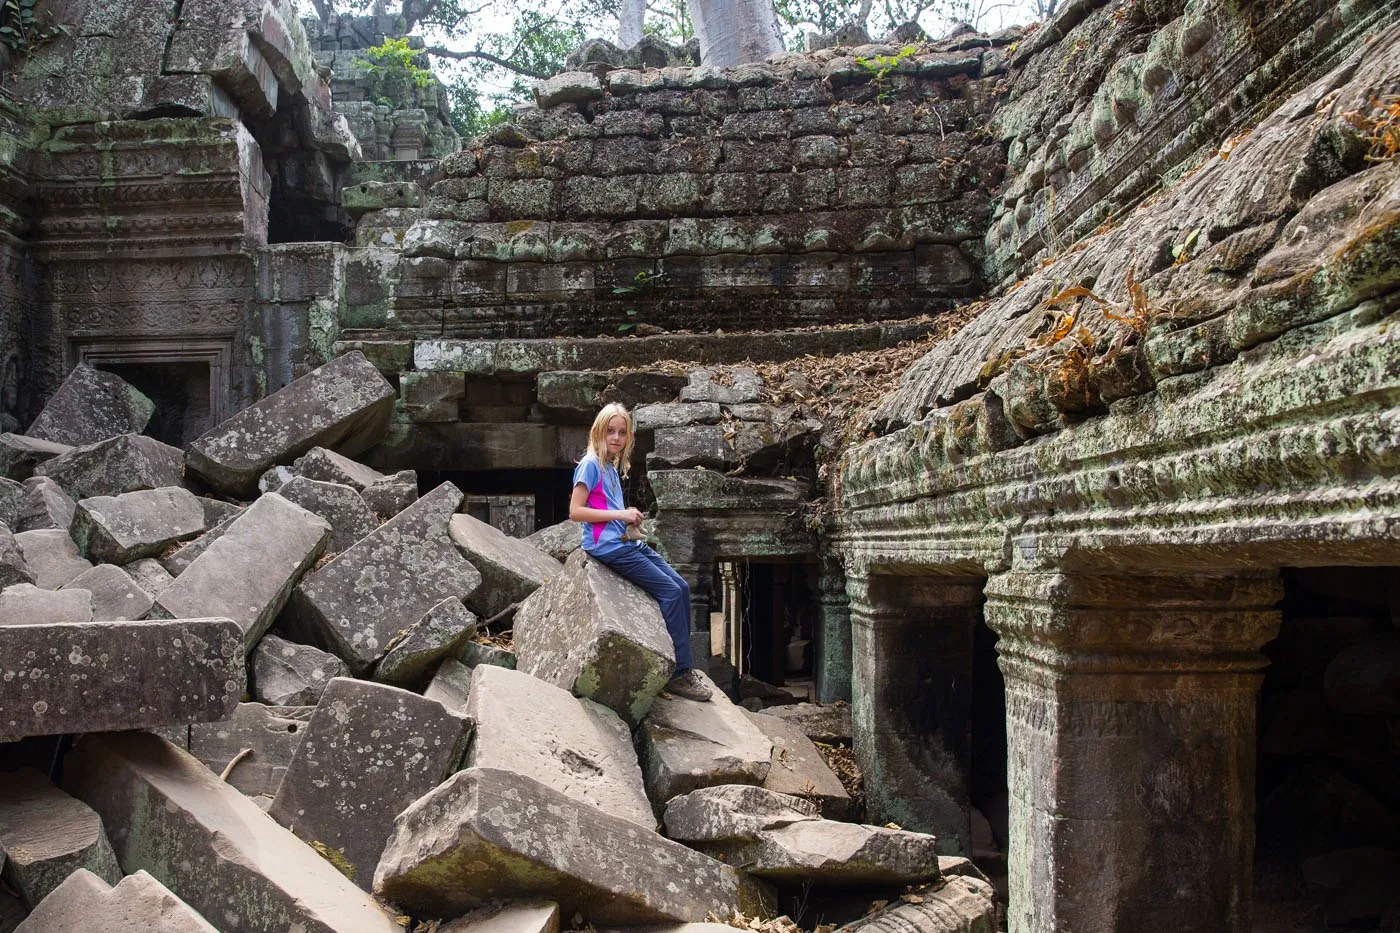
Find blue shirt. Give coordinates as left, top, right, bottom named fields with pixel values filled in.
left=573, top=456, right=629, bottom=554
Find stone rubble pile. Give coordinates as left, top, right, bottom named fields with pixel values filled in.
left=0, top=354, right=995, bottom=932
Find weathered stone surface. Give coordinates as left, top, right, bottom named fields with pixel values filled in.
left=679, top=367, right=763, bottom=404
left=293, top=445, right=386, bottom=490
left=756, top=702, right=852, bottom=744
left=35, top=435, right=185, bottom=501
left=289, top=482, right=481, bottom=673
left=515, top=549, right=674, bottom=726
left=60, top=564, right=154, bottom=621
left=62, top=732, right=402, bottom=933
left=70, top=487, right=206, bottom=564
left=834, top=873, right=998, bottom=933
left=525, top=519, right=580, bottom=560
left=374, top=596, right=480, bottom=688
left=535, top=71, right=603, bottom=108
left=122, top=557, right=174, bottom=597
left=465, top=665, right=654, bottom=828
left=251, top=633, right=349, bottom=706
left=160, top=506, right=244, bottom=576
left=401, top=371, right=465, bottom=423
left=664, top=785, right=940, bottom=884
left=24, top=365, right=154, bottom=448
left=0, top=477, right=19, bottom=528
left=1324, top=632, right=1400, bottom=716
left=0, top=769, right=122, bottom=907
left=637, top=673, right=773, bottom=804
left=15, top=868, right=220, bottom=933
left=362, top=469, right=419, bottom=519
left=12, top=529, right=91, bottom=589
left=269, top=677, right=472, bottom=889
left=650, top=423, right=810, bottom=471
left=0, top=618, right=241, bottom=741
left=276, top=475, right=378, bottom=552
left=746, top=710, right=853, bottom=819
left=425, top=657, right=473, bottom=711
left=186, top=352, right=396, bottom=496
left=633, top=402, right=723, bottom=433
left=152, top=494, right=331, bottom=654
left=441, top=901, right=561, bottom=933
left=374, top=767, right=772, bottom=923
left=0, top=522, right=34, bottom=589
left=13, top=477, right=76, bottom=533
left=0, top=582, right=92, bottom=624
left=188, top=702, right=315, bottom=800
left=0, top=434, right=70, bottom=482
left=449, top=513, right=562, bottom=618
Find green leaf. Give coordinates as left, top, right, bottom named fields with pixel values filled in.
left=617, top=322, right=635, bottom=333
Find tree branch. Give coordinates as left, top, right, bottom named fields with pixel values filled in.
left=310, top=0, right=335, bottom=22
left=424, top=45, right=554, bottom=78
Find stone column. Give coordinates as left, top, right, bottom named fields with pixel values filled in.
left=847, top=569, right=983, bottom=853
left=984, top=571, right=1282, bottom=933
left=816, top=556, right=852, bottom=702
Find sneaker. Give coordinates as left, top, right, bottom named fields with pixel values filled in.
left=665, top=668, right=713, bottom=702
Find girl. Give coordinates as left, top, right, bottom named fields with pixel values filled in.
left=569, top=403, right=713, bottom=702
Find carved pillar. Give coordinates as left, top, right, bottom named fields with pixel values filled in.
left=848, top=569, right=983, bottom=853
left=816, top=556, right=852, bottom=702
left=984, top=571, right=1282, bottom=933
left=669, top=559, right=713, bottom=668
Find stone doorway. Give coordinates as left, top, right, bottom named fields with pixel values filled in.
left=76, top=340, right=231, bottom=447
left=419, top=467, right=575, bottom=535
left=712, top=560, right=820, bottom=698
left=1253, top=566, right=1400, bottom=932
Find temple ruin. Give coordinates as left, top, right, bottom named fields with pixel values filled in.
left=1, top=0, right=1397, bottom=929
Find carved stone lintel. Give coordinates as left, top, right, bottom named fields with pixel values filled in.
left=984, top=570, right=1283, bottom=933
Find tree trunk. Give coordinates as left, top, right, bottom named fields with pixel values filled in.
left=687, top=0, right=785, bottom=67
left=618, top=0, right=646, bottom=48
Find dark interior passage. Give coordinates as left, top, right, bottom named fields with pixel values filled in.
left=419, top=468, right=576, bottom=534
left=95, top=360, right=212, bottom=447
left=1253, top=567, right=1400, bottom=932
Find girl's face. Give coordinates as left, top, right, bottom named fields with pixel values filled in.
left=604, top=415, right=630, bottom=457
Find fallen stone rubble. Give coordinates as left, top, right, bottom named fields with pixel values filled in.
left=0, top=356, right=995, bottom=933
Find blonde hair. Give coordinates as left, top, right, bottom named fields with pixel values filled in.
left=586, top=403, right=635, bottom=476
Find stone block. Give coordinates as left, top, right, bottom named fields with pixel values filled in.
left=750, top=702, right=852, bottom=744
left=186, top=351, right=395, bottom=496
left=0, top=477, right=19, bottom=528
left=633, top=402, right=723, bottom=433
left=535, top=71, right=603, bottom=107
left=374, top=767, right=772, bottom=923
left=276, top=476, right=378, bottom=552
left=269, top=677, right=472, bottom=889
left=459, top=639, right=518, bottom=669
left=448, top=513, right=562, bottom=618
left=401, top=371, right=465, bottom=422
left=834, top=873, right=998, bottom=933
left=0, top=583, right=92, bottom=624
left=0, top=618, right=242, bottom=741
left=152, top=494, right=330, bottom=655
left=525, top=518, right=579, bottom=561
left=649, top=423, right=794, bottom=471
left=251, top=633, right=348, bottom=706
left=122, top=557, right=174, bottom=597
left=62, top=732, right=403, bottom=932
left=293, top=445, right=386, bottom=490
left=188, top=702, right=315, bottom=800
left=746, top=710, right=853, bottom=820
left=514, top=550, right=674, bottom=727
left=0, top=434, right=71, bottom=482
left=24, top=365, right=153, bottom=448
left=12, top=529, right=91, bottom=589
left=465, top=665, right=654, bottom=829
left=664, top=785, right=941, bottom=885
left=362, top=469, right=419, bottom=519
left=373, top=596, right=480, bottom=688
left=441, top=901, right=561, bottom=933
left=60, top=564, right=153, bottom=621
left=70, top=487, right=207, bottom=564
left=288, top=482, right=480, bottom=673
left=15, top=868, right=219, bottom=933
left=637, top=673, right=773, bottom=805
left=13, top=477, right=76, bottom=533
left=159, top=505, right=245, bottom=577
left=35, top=435, right=184, bottom=501
left=535, top=371, right=610, bottom=419
left=425, top=657, right=473, bottom=712
left=0, top=769, right=122, bottom=907
left=0, top=522, right=34, bottom=589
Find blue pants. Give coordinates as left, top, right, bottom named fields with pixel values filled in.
left=590, top=542, right=693, bottom=671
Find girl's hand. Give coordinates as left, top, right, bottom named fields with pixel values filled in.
left=620, top=507, right=644, bottom=525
